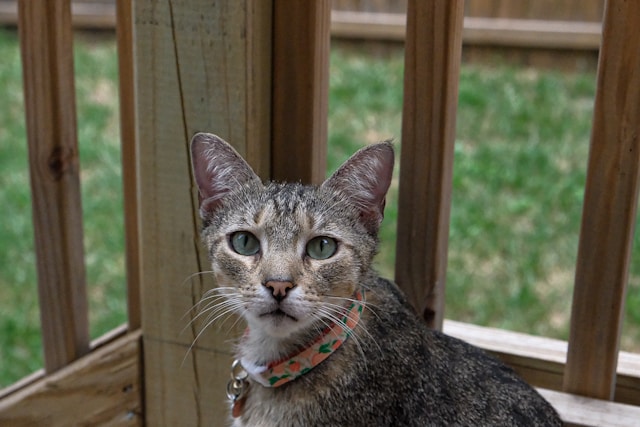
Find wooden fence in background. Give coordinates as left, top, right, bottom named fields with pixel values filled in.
left=1, top=0, right=639, bottom=426
left=0, top=0, right=604, bottom=69
left=331, top=0, right=604, bottom=69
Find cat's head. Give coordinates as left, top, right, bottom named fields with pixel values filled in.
left=190, top=133, right=393, bottom=339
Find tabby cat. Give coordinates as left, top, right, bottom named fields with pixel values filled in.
left=190, top=132, right=562, bottom=426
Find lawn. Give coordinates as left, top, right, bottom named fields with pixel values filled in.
left=1, top=28, right=639, bottom=387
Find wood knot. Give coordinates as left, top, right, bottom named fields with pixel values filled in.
left=48, top=146, right=76, bottom=181
left=422, top=307, right=436, bottom=326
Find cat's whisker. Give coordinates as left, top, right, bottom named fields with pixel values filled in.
left=318, top=305, right=368, bottom=343
left=181, top=292, right=243, bottom=335
left=198, top=304, right=243, bottom=335
left=359, top=283, right=385, bottom=300
left=314, top=307, right=369, bottom=368
left=319, top=300, right=382, bottom=357
left=192, top=289, right=237, bottom=310
left=198, top=286, right=239, bottom=300
left=316, top=305, right=368, bottom=352
left=182, top=294, right=229, bottom=320
left=185, top=298, right=240, bottom=330
left=325, top=295, right=383, bottom=321
left=223, top=309, right=246, bottom=336
left=181, top=299, right=250, bottom=368
left=325, top=295, right=380, bottom=311
left=179, top=270, right=216, bottom=288
left=309, top=311, right=334, bottom=331
left=180, top=288, right=239, bottom=322
left=198, top=296, right=243, bottom=324
left=182, top=301, right=247, bottom=367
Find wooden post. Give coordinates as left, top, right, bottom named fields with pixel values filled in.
left=395, top=0, right=464, bottom=330
left=563, top=0, right=640, bottom=400
left=135, top=0, right=272, bottom=423
left=17, top=0, right=90, bottom=372
left=116, top=0, right=141, bottom=330
left=271, top=0, right=330, bottom=184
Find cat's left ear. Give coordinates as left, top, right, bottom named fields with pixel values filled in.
left=322, top=141, right=394, bottom=232
left=190, top=132, right=261, bottom=218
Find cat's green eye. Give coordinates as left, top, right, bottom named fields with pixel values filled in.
left=230, top=231, right=260, bottom=256
left=306, top=236, right=337, bottom=260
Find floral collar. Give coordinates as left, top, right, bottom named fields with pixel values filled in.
left=227, top=289, right=366, bottom=417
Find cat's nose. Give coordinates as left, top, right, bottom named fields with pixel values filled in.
left=264, top=280, right=295, bottom=302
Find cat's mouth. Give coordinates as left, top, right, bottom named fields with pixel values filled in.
left=261, top=308, right=297, bottom=321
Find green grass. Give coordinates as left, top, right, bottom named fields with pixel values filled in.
left=448, top=66, right=594, bottom=339
left=1, top=29, right=639, bottom=387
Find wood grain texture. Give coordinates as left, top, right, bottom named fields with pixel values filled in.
left=271, top=0, right=330, bottom=185
left=17, top=0, right=90, bottom=372
left=444, top=320, right=640, bottom=406
left=0, top=331, right=142, bottom=426
left=134, top=0, right=272, bottom=423
left=563, top=0, right=640, bottom=401
left=537, top=388, right=640, bottom=427
left=143, top=339, right=232, bottom=426
left=394, top=0, right=464, bottom=330
left=116, top=0, right=141, bottom=330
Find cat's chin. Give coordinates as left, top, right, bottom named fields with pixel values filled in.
left=256, top=316, right=300, bottom=339
left=246, top=310, right=313, bottom=340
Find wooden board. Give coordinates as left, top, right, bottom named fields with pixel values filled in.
left=331, top=11, right=602, bottom=50
left=463, top=0, right=604, bottom=22
left=0, top=331, right=142, bottom=426
left=116, top=0, right=141, bottom=330
left=563, top=0, right=640, bottom=401
left=134, top=0, right=273, bottom=423
left=395, top=0, right=464, bottom=329
left=17, top=0, right=90, bottom=372
left=143, top=339, right=232, bottom=426
left=444, top=320, right=640, bottom=406
left=333, top=0, right=605, bottom=21
left=537, top=388, right=640, bottom=427
left=271, top=0, right=330, bottom=185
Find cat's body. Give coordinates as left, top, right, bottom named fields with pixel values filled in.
left=190, top=133, right=561, bottom=426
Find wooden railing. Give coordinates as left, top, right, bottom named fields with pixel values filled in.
left=0, top=0, right=141, bottom=425
left=1, top=0, right=639, bottom=426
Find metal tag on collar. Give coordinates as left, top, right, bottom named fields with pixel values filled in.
left=227, top=359, right=249, bottom=418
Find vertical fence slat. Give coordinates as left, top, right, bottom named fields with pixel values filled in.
left=563, top=0, right=640, bottom=400
left=395, top=0, right=464, bottom=330
left=17, top=0, right=89, bottom=372
left=115, top=0, right=140, bottom=330
left=271, top=0, right=330, bottom=184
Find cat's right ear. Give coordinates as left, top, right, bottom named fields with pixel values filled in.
left=190, top=132, right=261, bottom=218
left=322, top=141, right=394, bottom=234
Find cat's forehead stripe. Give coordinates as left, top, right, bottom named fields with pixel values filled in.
left=304, top=211, right=316, bottom=230
left=253, top=204, right=267, bottom=226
